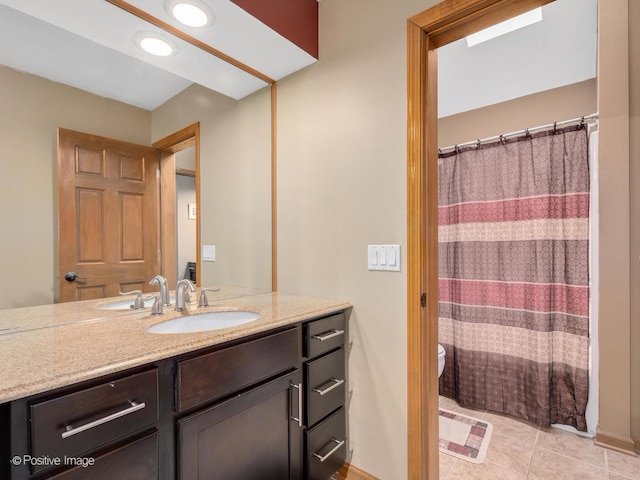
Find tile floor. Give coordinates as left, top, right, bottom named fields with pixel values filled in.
left=439, top=396, right=640, bottom=480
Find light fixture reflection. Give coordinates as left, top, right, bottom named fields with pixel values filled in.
left=140, top=36, right=174, bottom=56
left=172, top=3, right=208, bottom=27
left=466, top=7, right=543, bottom=47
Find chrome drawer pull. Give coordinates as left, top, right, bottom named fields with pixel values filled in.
left=311, top=329, right=344, bottom=342
left=313, top=438, right=345, bottom=463
left=61, top=401, right=146, bottom=439
left=313, top=378, right=345, bottom=396
left=290, top=383, right=303, bottom=427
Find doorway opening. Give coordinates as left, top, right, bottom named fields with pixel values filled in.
left=406, top=1, right=556, bottom=478
left=153, top=122, right=201, bottom=287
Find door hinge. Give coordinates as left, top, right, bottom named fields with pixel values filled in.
left=420, top=292, right=426, bottom=308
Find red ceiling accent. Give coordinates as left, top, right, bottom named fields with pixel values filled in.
left=231, top=0, right=318, bottom=59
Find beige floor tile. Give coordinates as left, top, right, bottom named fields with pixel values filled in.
left=481, top=411, right=539, bottom=447
left=606, top=449, right=640, bottom=479
left=483, top=431, right=534, bottom=475
left=528, top=447, right=607, bottom=480
left=446, top=459, right=526, bottom=480
left=535, top=428, right=605, bottom=468
left=439, top=452, right=457, bottom=479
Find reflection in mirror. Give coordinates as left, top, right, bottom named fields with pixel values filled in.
left=176, top=147, right=197, bottom=282
left=0, top=18, right=271, bottom=310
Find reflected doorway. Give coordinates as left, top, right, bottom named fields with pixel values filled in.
left=175, top=146, right=197, bottom=282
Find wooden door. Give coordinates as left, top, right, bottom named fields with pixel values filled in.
left=58, top=128, right=160, bottom=302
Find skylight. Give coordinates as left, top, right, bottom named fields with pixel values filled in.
left=466, top=7, right=543, bottom=47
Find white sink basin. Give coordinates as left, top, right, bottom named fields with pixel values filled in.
left=147, top=311, right=260, bottom=334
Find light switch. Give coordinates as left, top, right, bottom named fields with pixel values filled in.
left=202, top=245, right=216, bottom=262
left=368, top=245, right=379, bottom=267
left=388, top=248, right=397, bottom=266
left=379, top=248, right=387, bottom=266
left=368, top=244, right=401, bottom=271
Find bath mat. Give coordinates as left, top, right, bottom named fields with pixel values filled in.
left=439, top=408, right=493, bottom=464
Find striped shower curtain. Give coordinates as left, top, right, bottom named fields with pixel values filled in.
left=438, top=124, right=590, bottom=431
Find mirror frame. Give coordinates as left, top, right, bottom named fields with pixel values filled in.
left=406, top=0, right=555, bottom=478
left=107, top=0, right=278, bottom=292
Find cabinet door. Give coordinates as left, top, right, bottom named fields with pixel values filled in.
left=178, top=370, right=303, bottom=480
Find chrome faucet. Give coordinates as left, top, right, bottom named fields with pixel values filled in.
left=175, top=279, right=196, bottom=312
left=149, top=275, right=171, bottom=307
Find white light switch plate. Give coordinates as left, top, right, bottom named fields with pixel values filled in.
left=202, top=245, right=216, bottom=262
left=368, top=245, right=400, bottom=271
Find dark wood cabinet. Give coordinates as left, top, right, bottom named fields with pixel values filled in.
left=30, top=369, right=159, bottom=472
left=45, top=432, right=159, bottom=480
left=303, top=313, right=348, bottom=479
left=1, top=311, right=350, bottom=480
left=178, top=370, right=303, bottom=480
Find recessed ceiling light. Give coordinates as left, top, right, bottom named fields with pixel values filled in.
left=136, top=33, right=176, bottom=56
left=172, top=3, right=208, bottom=27
left=466, top=7, right=543, bottom=47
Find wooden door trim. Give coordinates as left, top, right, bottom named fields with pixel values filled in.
left=406, top=1, right=554, bottom=478
left=154, top=123, right=200, bottom=286
left=271, top=83, right=278, bottom=292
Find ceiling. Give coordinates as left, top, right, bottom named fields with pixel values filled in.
left=0, top=0, right=316, bottom=110
left=0, top=0, right=597, bottom=114
left=438, top=0, right=597, bottom=118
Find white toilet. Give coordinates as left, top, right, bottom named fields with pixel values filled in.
left=438, top=344, right=446, bottom=377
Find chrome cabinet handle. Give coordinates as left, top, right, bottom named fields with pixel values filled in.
left=61, top=401, right=146, bottom=439
left=313, top=378, right=345, bottom=396
left=311, top=329, right=344, bottom=342
left=313, top=438, right=345, bottom=463
left=290, top=383, right=303, bottom=427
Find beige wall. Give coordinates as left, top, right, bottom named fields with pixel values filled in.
left=151, top=84, right=272, bottom=292
left=0, top=66, right=151, bottom=309
left=596, top=0, right=637, bottom=452
left=438, top=79, right=597, bottom=147
left=277, top=0, right=429, bottom=477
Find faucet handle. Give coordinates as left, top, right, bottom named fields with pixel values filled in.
left=148, top=294, right=163, bottom=316
left=198, top=287, right=221, bottom=308
left=119, top=290, right=144, bottom=310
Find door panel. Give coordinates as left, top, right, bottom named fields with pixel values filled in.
left=58, top=128, right=161, bottom=303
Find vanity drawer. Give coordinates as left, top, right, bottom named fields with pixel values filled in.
left=305, top=347, right=345, bottom=427
left=304, top=312, right=345, bottom=359
left=30, top=369, right=159, bottom=470
left=45, top=431, right=158, bottom=479
left=305, top=407, right=346, bottom=480
left=177, top=327, right=298, bottom=412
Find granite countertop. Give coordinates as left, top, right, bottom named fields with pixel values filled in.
left=0, top=292, right=351, bottom=404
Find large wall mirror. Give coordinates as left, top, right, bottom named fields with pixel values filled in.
left=0, top=1, right=274, bottom=309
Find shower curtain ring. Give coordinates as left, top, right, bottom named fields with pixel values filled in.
left=553, top=121, right=557, bottom=134
left=476, top=139, right=481, bottom=148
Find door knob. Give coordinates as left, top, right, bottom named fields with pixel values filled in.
left=64, top=272, right=86, bottom=283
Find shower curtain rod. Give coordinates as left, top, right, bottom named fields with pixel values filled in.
left=438, top=112, right=598, bottom=153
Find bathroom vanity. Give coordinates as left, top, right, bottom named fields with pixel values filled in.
left=0, top=293, right=351, bottom=479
